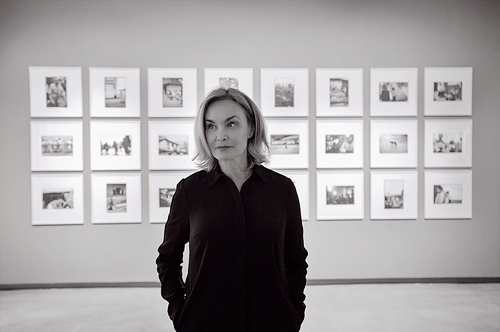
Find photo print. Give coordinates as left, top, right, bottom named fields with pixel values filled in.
left=325, top=134, right=354, bottom=154
left=163, top=78, right=183, bottom=107
left=379, top=134, right=408, bottom=153
left=107, top=183, right=127, bottom=212
left=274, top=77, right=295, bottom=107
left=434, top=82, right=462, bottom=101
left=43, top=189, right=73, bottom=209
left=326, top=185, right=354, bottom=205
left=379, top=82, right=408, bottom=102
left=46, top=77, right=67, bottom=107
left=270, top=135, right=299, bottom=154
left=41, top=136, right=73, bottom=156
left=434, top=184, right=462, bottom=204
left=158, top=135, right=188, bottom=155
left=384, top=180, right=404, bottom=209
left=330, top=78, right=349, bottom=107
left=159, top=188, right=175, bottom=208
left=219, top=77, right=239, bottom=90
left=105, top=77, right=126, bottom=107
left=433, top=133, right=463, bottom=153
left=100, top=135, right=132, bottom=156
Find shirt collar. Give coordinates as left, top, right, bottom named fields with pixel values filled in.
left=206, top=163, right=268, bottom=188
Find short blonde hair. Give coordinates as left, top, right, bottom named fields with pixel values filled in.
left=194, top=88, right=269, bottom=172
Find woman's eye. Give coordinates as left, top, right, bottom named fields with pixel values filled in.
left=227, top=122, right=236, bottom=128
left=206, top=124, right=215, bottom=130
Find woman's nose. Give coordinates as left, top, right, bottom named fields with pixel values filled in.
left=216, top=129, right=227, bottom=141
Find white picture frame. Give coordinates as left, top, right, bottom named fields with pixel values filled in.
left=370, top=68, right=418, bottom=116
left=261, top=68, right=308, bottom=117
left=148, top=68, right=197, bottom=117
left=425, top=119, right=472, bottom=168
left=149, top=121, right=197, bottom=170
left=316, top=68, right=363, bottom=117
left=266, top=119, right=309, bottom=169
left=91, top=173, right=142, bottom=224
left=276, top=170, right=309, bottom=221
left=317, top=171, right=364, bottom=220
left=370, top=120, right=418, bottom=168
left=149, top=172, right=192, bottom=224
left=370, top=171, right=418, bottom=220
left=31, top=173, right=84, bottom=225
left=204, top=68, right=253, bottom=98
left=424, top=67, right=473, bottom=116
left=30, top=121, right=83, bottom=171
left=90, top=120, right=141, bottom=170
left=424, top=170, right=472, bottom=219
left=89, top=67, right=140, bottom=117
left=29, top=66, right=82, bottom=117
left=316, top=120, right=363, bottom=169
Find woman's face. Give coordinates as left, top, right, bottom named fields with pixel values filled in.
left=204, top=99, right=253, bottom=164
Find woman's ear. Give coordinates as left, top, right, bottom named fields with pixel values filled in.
left=248, top=129, right=254, bottom=138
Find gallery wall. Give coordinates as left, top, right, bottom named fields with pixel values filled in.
left=0, top=0, right=499, bottom=286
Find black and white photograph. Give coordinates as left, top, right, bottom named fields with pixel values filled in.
left=425, top=119, right=472, bottom=168
left=384, top=180, right=404, bottom=209
left=41, top=135, right=73, bottom=156
left=379, top=134, right=408, bottom=153
left=316, top=120, right=363, bottom=168
left=100, top=135, right=132, bottom=156
left=158, top=135, right=188, bottom=155
left=326, top=185, right=354, bottom=205
left=371, top=171, right=417, bottom=219
left=159, top=188, right=175, bottom=208
left=42, top=189, right=73, bottom=209
left=434, top=82, right=462, bottom=101
left=434, top=184, right=462, bottom=204
left=107, top=183, right=127, bottom=212
left=330, top=78, right=349, bottom=107
left=270, top=134, right=299, bottom=155
left=104, top=77, right=126, bottom=107
left=162, top=78, right=183, bottom=107
left=325, top=135, right=354, bottom=154
left=45, top=77, right=67, bottom=107
left=219, top=77, right=239, bottom=90
left=274, top=77, right=295, bottom=107
left=379, top=82, right=408, bottom=102
left=433, top=133, right=463, bottom=153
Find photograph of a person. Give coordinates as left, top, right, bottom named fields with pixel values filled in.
left=434, top=184, right=463, bottom=204
left=325, top=134, right=354, bottom=154
left=104, top=77, right=126, bottom=107
left=270, top=134, right=299, bottom=154
left=379, top=134, right=408, bottom=153
left=384, top=180, right=404, bottom=209
left=156, top=88, right=307, bottom=331
left=107, top=183, right=127, bottom=212
left=158, top=135, right=188, bottom=155
left=219, top=77, right=239, bottom=90
left=45, top=77, right=67, bottom=107
left=326, top=185, right=354, bottom=205
left=159, top=188, right=175, bottom=208
left=274, top=77, right=295, bottom=107
left=433, top=133, right=463, bottom=153
left=379, top=82, right=408, bottom=102
left=42, top=189, right=73, bottom=209
left=41, top=135, right=73, bottom=156
left=100, top=135, right=132, bottom=156
left=163, top=78, right=183, bottom=107
left=434, top=82, right=462, bottom=101
left=330, top=78, right=349, bottom=107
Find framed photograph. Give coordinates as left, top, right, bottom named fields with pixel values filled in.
left=91, top=173, right=142, bottom=224
left=424, top=170, right=472, bottom=219
left=265, top=119, right=309, bottom=169
left=204, top=68, right=253, bottom=98
left=90, top=121, right=141, bottom=170
left=316, top=120, right=363, bottom=168
left=425, top=119, right=472, bottom=168
left=148, top=68, right=197, bottom=117
left=316, top=68, right=363, bottom=117
left=317, top=171, right=364, bottom=220
left=276, top=170, right=309, bottom=221
left=261, top=68, right=308, bottom=117
left=89, top=67, right=140, bottom=117
left=149, top=172, right=192, bottom=223
left=370, top=68, right=418, bottom=116
left=424, top=67, right=473, bottom=116
left=149, top=121, right=197, bottom=170
left=31, top=173, right=84, bottom=225
left=30, top=121, right=83, bottom=171
left=370, top=171, right=418, bottom=220
left=370, top=120, right=418, bottom=168
left=29, top=66, right=82, bottom=117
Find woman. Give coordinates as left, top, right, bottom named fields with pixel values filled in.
left=156, top=88, right=308, bottom=332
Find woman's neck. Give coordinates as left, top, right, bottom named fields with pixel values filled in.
left=218, top=159, right=252, bottom=191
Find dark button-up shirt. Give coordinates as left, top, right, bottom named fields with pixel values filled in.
left=156, top=165, right=308, bottom=332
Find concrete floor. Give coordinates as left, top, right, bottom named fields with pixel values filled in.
left=1, top=283, right=499, bottom=332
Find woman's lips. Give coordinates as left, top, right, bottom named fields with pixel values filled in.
left=216, top=146, right=232, bottom=150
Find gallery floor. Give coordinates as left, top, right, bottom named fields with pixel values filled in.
left=1, top=283, right=499, bottom=332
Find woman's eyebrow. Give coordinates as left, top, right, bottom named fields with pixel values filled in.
left=205, top=115, right=239, bottom=123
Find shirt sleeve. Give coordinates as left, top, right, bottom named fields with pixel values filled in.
left=284, top=178, right=308, bottom=323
